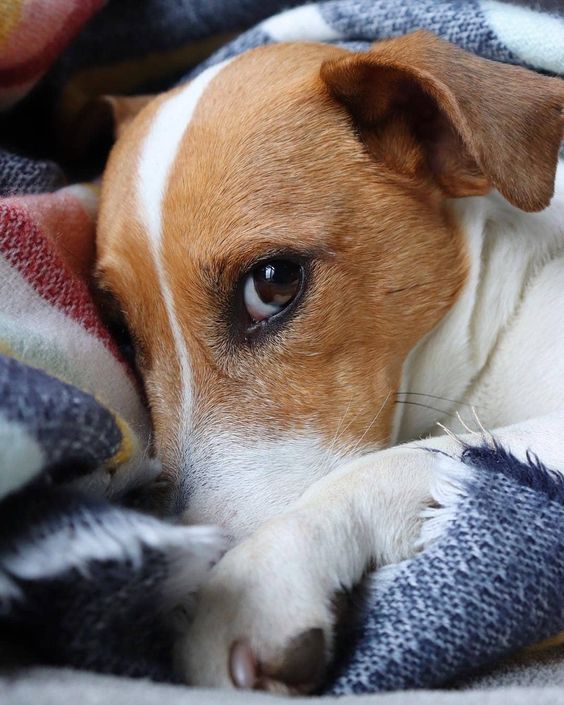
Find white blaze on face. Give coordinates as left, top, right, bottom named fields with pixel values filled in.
left=134, top=56, right=358, bottom=529
left=136, top=60, right=233, bottom=444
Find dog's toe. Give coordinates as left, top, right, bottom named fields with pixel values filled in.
left=228, top=628, right=327, bottom=694
left=178, top=518, right=335, bottom=692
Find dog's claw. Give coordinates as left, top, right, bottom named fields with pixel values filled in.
left=229, top=640, right=257, bottom=689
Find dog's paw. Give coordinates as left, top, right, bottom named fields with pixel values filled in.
left=175, top=517, right=334, bottom=694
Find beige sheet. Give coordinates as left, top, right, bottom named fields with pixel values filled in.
left=3, top=646, right=564, bottom=705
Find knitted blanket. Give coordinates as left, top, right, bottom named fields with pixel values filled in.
left=325, top=444, right=564, bottom=693
left=0, top=1, right=227, bottom=680
left=1, top=0, right=563, bottom=694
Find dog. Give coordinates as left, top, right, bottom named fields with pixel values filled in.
left=96, top=31, right=564, bottom=693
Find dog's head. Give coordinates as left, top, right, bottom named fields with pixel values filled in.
left=97, top=32, right=564, bottom=537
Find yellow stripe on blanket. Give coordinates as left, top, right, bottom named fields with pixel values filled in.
left=0, top=0, right=23, bottom=47
left=108, top=412, right=135, bottom=470
left=0, top=336, right=137, bottom=473
left=524, top=630, right=564, bottom=654
left=0, top=339, right=14, bottom=355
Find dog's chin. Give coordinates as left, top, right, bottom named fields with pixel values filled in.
left=177, top=477, right=316, bottom=543
left=167, top=430, right=349, bottom=540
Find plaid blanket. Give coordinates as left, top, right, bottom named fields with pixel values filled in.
left=1, top=0, right=563, bottom=693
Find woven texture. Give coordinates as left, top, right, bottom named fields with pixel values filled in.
left=326, top=445, right=564, bottom=693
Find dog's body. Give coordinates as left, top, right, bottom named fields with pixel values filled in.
left=397, top=169, right=564, bottom=443
left=97, top=33, right=564, bottom=692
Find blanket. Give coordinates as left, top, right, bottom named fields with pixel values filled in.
left=0, top=0, right=563, bottom=696
left=0, top=181, right=224, bottom=679
left=325, top=444, right=564, bottom=693
left=0, top=3, right=227, bottom=679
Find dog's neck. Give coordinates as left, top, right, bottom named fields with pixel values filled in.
left=394, top=159, right=564, bottom=444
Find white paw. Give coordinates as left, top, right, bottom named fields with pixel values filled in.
left=175, top=517, right=334, bottom=694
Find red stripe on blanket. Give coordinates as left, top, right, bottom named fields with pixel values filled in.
left=0, top=200, right=122, bottom=361
left=0, top=0, right=104, bottom=87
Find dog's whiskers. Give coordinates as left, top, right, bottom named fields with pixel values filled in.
left=395, top=391, right=486, bottom=411
left=471, top=405, right=491, bottom=437
left=328, top=392, right=489, bottom=464
left=436, top=421, right=464, bottom=445
left=345, top=389, right=392, bottom=459
left=324, top=394, right=374, bottom=466
left=455, top=410, right=479, bottom=435
left=470, top=405, right=495, bottom=446
left=394, top=399, right=458, bottom=417
left=327, top=396, right=354, bottom=458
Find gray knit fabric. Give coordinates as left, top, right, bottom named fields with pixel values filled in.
left=0, top=151, right=65, bottom=196
left=325, top=445, right=564, bottom=693
left=188, top=0, right=564, bottom=79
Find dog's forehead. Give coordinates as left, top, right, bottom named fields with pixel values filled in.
left=137, top=44, right=361, bottom=261
left=140, top=43, right=345, bottom=187
left=169, top=43, right=349, bottom=179
left=121, top=47, right=346, bottom=376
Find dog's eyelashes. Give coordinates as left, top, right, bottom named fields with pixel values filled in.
left=243, top=259, right=303, bottom=323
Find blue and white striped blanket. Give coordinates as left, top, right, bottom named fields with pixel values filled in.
left=192, top=0, right=564, bottom=79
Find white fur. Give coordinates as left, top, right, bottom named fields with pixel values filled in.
left=395, top=164, right=564, bottom=442
left=364, top=452, right=472, bottom=594
left=181, top=406, right=564, bottom=688
left=178, top=429, right=347, bottom=540
left=179, top=161, right=564, bottom=688
left=180, top=444, right=436, bottom=687
left=418, top=454, right=474, bottom=548
left=482, top=0, right=564, bottom=74
left=137, top=60, right=232, bottom=438
left=260, top=4, right=341, bottom=42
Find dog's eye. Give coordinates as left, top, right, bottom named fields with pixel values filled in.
left=243, top=259, right=303, bottom=322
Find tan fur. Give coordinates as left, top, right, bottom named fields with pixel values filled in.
left=97, top=32, right=563, bottom=503
left=98, top=41, right=469, bottom=486
left=321, top=31, right=564, bottom=211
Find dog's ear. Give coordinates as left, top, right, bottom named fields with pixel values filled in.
left=93, top=94, right=156, bottom=140
left=69, top=94, right=156, bottom=161
left=321, top=31, right=564, bottom=212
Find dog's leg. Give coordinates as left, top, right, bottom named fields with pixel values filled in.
left=177, top=407, right=564, bottom=692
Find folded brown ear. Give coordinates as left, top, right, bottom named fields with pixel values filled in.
left=95, top=94, right=156, bottom=140
left=321, top=31, right=564, bottom=212
left=69, top=94, right=156, bottom=162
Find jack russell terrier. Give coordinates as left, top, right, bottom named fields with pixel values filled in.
left=96, top=31, right=564, bottom=694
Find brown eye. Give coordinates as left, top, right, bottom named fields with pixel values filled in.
left=243, top=259, right=303, bottom=322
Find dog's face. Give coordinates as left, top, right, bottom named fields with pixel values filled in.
left=97, top=33, right=563, bottom=537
